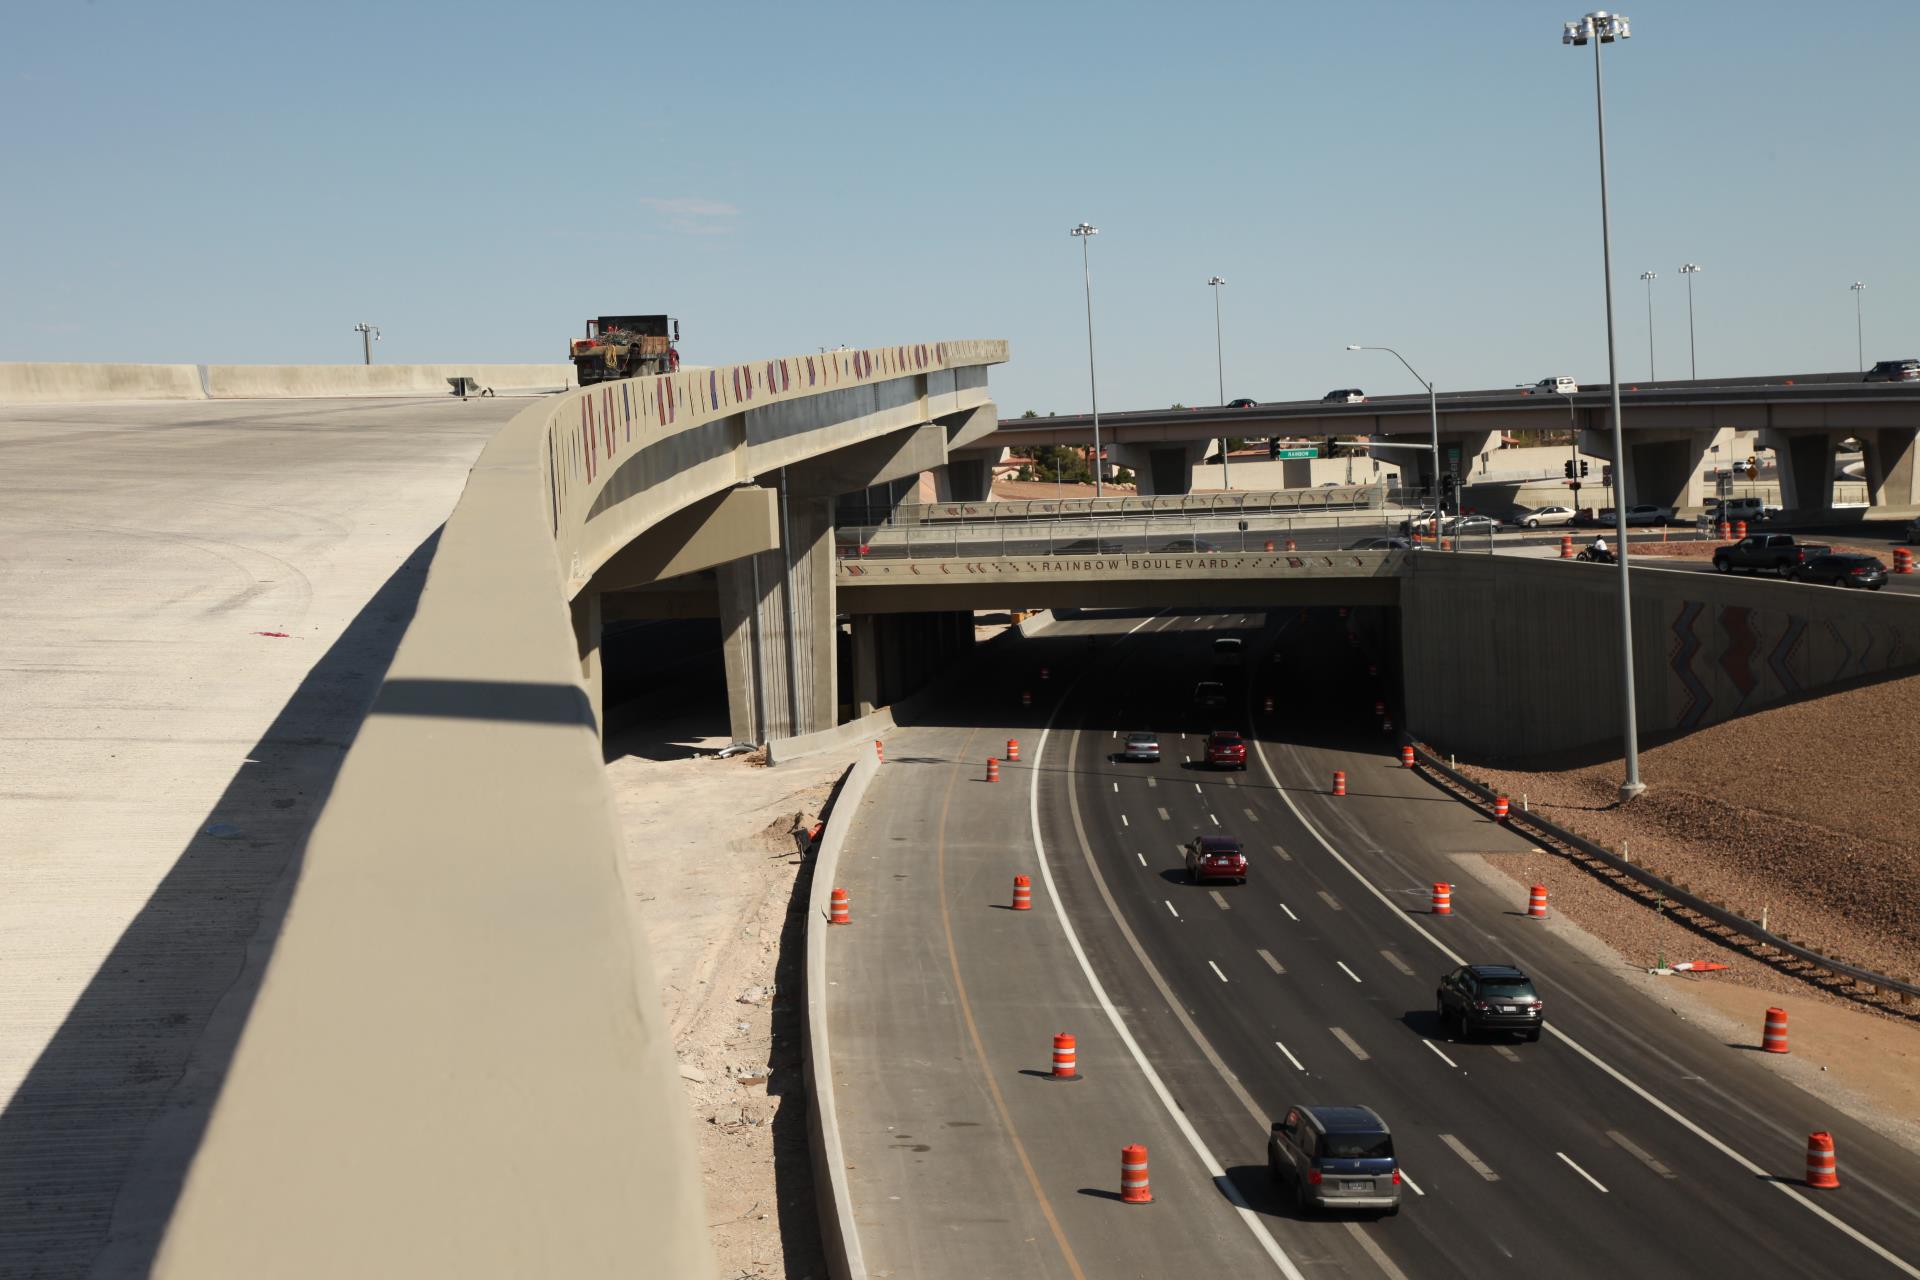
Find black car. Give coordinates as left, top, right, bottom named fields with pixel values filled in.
left=1791, top=553, right=1888, bottom=589
left=1321, top=388, right=1367, bottom=404
left=1227, top=397, right=1259, bottom=408
left=1345, top=536, right=1415, bottom=551
left=1054, top=537, right=1125, bottom=556
left=1865, top=358, right=1920, bottom=382
left=1153, top=536, right=1219, bottom=552
left=1435, top=963, right=1545, bottom=1041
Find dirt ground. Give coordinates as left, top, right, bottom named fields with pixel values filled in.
left=1442, top=669, right=1920, bottom=1152
left=1629, top=537, right=1880, bottom=562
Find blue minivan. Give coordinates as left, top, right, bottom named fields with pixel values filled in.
left=1268, top=1104, right=1402, bottom=1216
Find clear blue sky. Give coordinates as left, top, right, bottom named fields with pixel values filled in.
left=3, top=1, right=1913, bottom=413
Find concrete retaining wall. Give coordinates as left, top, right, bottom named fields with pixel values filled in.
left=204, top=364, right=574, bottom=398
left=1403, top=555, right=1920, bottom=759
left=802, top=747, right=880, bottom=1280
left=0, top=362, right=205, bottom=404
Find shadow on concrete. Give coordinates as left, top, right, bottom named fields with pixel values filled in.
left=767, top=779, right=829, bottom=1280
left=0, top=530, right=444, bottom=1279
left=602, top=617, right=729, bottom=764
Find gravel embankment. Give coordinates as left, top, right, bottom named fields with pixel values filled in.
left=1445, top=670, right=1920, bottom=1011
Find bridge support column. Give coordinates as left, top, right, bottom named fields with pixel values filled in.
left=571, top=589, right=603, bottom=741
left=1109, top=440, right=1207, bottom=495
left=717, top=487, right=836, bottom=743
left=1862, top=427, right=1920, bottom=508
left=851, top=614, right=881, bottom=718
left=1760, top=430, right=1837, bottom=514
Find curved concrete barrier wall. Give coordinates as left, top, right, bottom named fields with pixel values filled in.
left=204, top=363, right=574, bottom=398
left=0, top=362, right=205, bottom=404
left=150, top=339, right=1006, bottom=1277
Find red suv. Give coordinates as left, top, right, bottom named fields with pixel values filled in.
left=1207, top=730, right=1248, bottom=771
left=1185, top=836, right=1248, bottom=884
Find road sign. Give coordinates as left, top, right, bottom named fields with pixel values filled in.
left=1272, top=447, right=1317, bottom=459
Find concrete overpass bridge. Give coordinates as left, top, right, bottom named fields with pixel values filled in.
left=985, top=372, right=1920, bottom=513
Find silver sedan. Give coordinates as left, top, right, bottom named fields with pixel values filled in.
left=1121, top=732, right=1160, bottom=762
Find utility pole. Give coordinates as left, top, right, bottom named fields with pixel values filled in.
left=354, top=322, right=381, bottom=366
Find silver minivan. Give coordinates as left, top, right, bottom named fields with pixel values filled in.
left=1268, top=1104, right=1402, bottom=1216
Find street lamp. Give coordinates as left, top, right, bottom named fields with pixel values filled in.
left=353, top=322, right=381, bottom=366
left=1208, top=275, right=1231, bottom=490
left=1346, top=345, right=1440, bottom=512
left=1850, top=281, right=1867, bottom=373
left=1071, top=223, right=1104, bottom=497
left=1639, top=271, right=1658, bottom=381
left=1563, top=8, right=1646, bottom=802
left=1678, top=263, right=1702, bottom=379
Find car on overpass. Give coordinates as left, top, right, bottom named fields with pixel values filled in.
left=1509, top=504, right=1577, bottom=528
left=1153, top=536, right=1219, bottom=552
left=1346, top=536, right=1417, bottom=551
left=1227, top=397, right=1259, bottom=408
left=1442, top=514, right=1501, bottom=536
left=1597, top=504, right=1675, bottom=527
left=1322, top=388, right=1368, bottom=404
left=1533, top=375, right=1580, bottom=394
left=1790, top=552, right=1889, bottom=589
left=1865, top=358, right=1920, bottom=382
left=1184, top=835, right=1247, bottom=884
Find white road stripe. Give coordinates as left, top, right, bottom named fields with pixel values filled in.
left=1317, top=890, right=1343, bottom=912
left=1112, top=781, right=1118, bottom=793
left=1120, top=814, right=1129, bottom=827
left=1111, top=730, right=1118, bottom=738
left=1136, top=852, right=1147, bottom=866
left=1274, top=1039, right=1305, bottom=1071
left=1336, top=961, right=1363, bottom=984
left=1257, top=948, right=1284, bottom=974
left=1279, top=903, right=1298, bottom=921
left=1342, top=1222, right=1412, bottom=1280
left=1209, top=960, right=1229, bottom=983
left=1398, top=1168, right=1425, bottom=1196
left=1193, top=782, right=1202, bottom=793
left=1157, top=806, right=1169, bottom=820
left=1147, top=776, right=1157, bottom=789
left=1271, top=844, right=1292, bottom=861
left=1558, top=1151, right=1610, bottom=1193
left=1209, top=890, right=1231, bottom=911
left=1209, top=813, right=1220, bottom=826
left=1606, top=1130, right=1677, bottom=1179
left=1330, top=1027, right=1370, bottom=1060
left=1493, top=1045, right=1520, bottom=1063
left=1379, top=949, right=1415, bottom=976
left=1421, top=1039, right=1459, bottom=1069
left=1439, top=1133, right=1499, bottom=1181
left=1165, top=900, right=1180, bottom=919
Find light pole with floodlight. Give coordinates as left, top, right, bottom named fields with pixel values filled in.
left=1563, top=8, right=1645, bottom=802
left=1850, top=281, right=1867, bottom=373
left=1071, top=223, right=1104, bottom=496
left=1640, top=271, right=1657, bottom=381
left=1678, top=263, right=1702, bottom=379
left=1209, top=275, right=1230, bottom=490
left=1347, top=345, right=1440, bottom=511
left=354, top=322, right=381, bottom=366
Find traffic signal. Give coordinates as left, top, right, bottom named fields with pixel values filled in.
left=1564, top=460, right=1575, bottom=479
left=1579, top=460, right=1590, bottom=478
left=1269, top=438, right=1281, bottom=460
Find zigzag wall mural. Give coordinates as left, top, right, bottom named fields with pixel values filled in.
left=1667, top=598, right=1916, bottom=731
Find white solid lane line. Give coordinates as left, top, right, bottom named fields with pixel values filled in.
left=1558, top=1151, right=1610, bottom=1193
left=1317, top=890, right=1344, bottom=912
left=1165, top=900, right=1180, bottom=919
left=1606, top=1130, right=1677, bottom=1179
left=1209, top=960, right=1229, bottom=983
left=1379, top=949, right=1415, bottom=977
left=1336, top=961, right=1363, bottom=984
left=1439, top=1133, right=1500, bottom=1182
left=1274, top=1040, right=1305, bottom=1072
left=1329, top=1027, right=1370, bottom=1061
left=1342, top=1222, right=1413, bottom=1280
left=1209, top=890, right=1231, bottom=912
left=1279, top=903, right=1298, bottom=921
left=1421, top=1039, right=1459, bottom=1069
left=1257, top=948, right=1285, bottom=974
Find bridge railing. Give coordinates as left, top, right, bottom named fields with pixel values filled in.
left=862, top=484, right=1390, bottom=527
left=834, top=511, right=1415, bottom=560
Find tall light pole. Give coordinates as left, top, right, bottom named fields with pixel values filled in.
left=1209, top=275, right=1230, bottom=490
left=1564, top=8, right=1645, bottom=802
left=1850, top=281, right=1867, bottom=372
left=1346, top=345, right=1440, bottom=511
left=1639, top=271, right=1658, bottom=381
left=1678, top=263, right=1702, bottom=379
left=353, top=322, right=381, bottom=365
left=1071, top=223, right=1104, bottom=496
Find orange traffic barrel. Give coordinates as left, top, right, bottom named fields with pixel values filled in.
left=1021, top=690, right=1032, bottom=707
left=1007, top=738, right=1021, bottom=762
left=1381, top=717, right=1393, bottom=733
left=1400, top=745, right=1415, bottom=767
left=1734, top=519, right=1748, bottom=539
left=1347, top=631, right=1359, bottom=648
left=1716, top=519, right=1730, bottom=539
left=1494, top=795, right=1510, bottom=822
left=1762, top=1007, right=1789, bottom=1054
left=1374, top=699, right=1386, bottom=717
left=1264, top=539, right=1275, bottom=552
left=1560, top=533, right=1574, bottom=559
left=1431, top=882, right=1453, bottom=915
left=829, top=887, right=851, bottom=925
left=1805, top=1132, right=1839, bottom=1189
left=1012, top=874, right=1032, bottom=911
left=1120, top=1144, right=1153, bottom=1204
left=1895, top=547, right=1914, bottom=574
left=1285, top=537, right=1297, bottom=551
left=874, top=738, right=885, bottom=763
left=1527, top=884, right=1548, bottom=918
left=1039, top=666, right=1051, bottom=681
left=1332, top=770, right=1347, bottom=797
left=986, top=757, right=1000, bottom=783
left=1051, top=1032, right=1079, bottom=1080
left=1339, top=607, right=1349, bottom=618
left=1367, top=663, right=1378, bottom=678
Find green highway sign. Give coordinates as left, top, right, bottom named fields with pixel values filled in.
left=1273, top=447, right=1318, bottom=459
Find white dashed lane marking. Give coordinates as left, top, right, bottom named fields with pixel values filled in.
left=1157, top=807, right=1170, bottom=820
left=1271, top=844, right=1292, bottom=862
left=1330, top=1027, right=1370, bottom=1061
left=1558, top=1152, right=1609, bottom=1193
left=1379, top=949, right=1415, bottom=976
left=1279, top=903, right=1299, bottom=921
left=1422, top=1040, right=1459, bottom=1069
left=1136, top=852, right=1147, bottom=867
left=1209, top=813, right=1220, bottom=826
left=1244, top=807, right=1259, bottom=821
left=1440, top=1133, right=1500, bottom=1182
left=1209, top=890, right=1231, bottom=911
left=1209, top=961, right=1229, bottom=983
left=1493, top=1045, right=1521, bottom=1063
left=1257, top=948, right=1285, bottom=974
left=1606, top=1131, right=1677, bottom=1179
left=1317, top=890, right=1343, bottom=912
left=1120, top=814, right=1129, bottom=828
left=1274, top=1040, right=1305, bottom=1071
left=1336, top=961, right=1363, bottom=984
left=1165, top=900, right=1180, bottom=919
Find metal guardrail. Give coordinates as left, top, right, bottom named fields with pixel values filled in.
left=834, top=514, right=1411, bottom=560
left=854, top=485, right=1391, bottom=528
left=1409, top=743, right=1920, bottom=1002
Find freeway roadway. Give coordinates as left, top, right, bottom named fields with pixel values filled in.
left=837, top=607, right=1920, bottom=1278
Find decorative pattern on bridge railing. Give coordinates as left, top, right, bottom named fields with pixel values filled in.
left=540, top=339, right=1008, bottom=541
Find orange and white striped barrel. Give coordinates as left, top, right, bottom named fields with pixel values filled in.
left=829, top=887, right=851, bottom=926
left=1006, top=738, right=1021, bottom=762
left=1332, top=770, right=1347, bottom=797
left=1264, top=539, right=1275, bottom=552
left=1527, top=884, right=1548, bottom=918
left=1762, top=1007, right=1789, bottom=1054
left=1734, top=519, right=1748, bottom=539
left=1374, top=699, right=1386, bottom=718
left=1494, top=795, right=1510, bottom=822
left=1400, top=745, right=1415, bottom=768
left=986, top=757, right=1000, bottom=783
left=1285, top=537, right=1297, bottom=551
left=875, top=739, right=885, bottom=763
left=1021, top=690, right=1032, bottom=707
left=1012, top=875, right=1032, bottom=911
left=1051, top=1032, right=1079, bottom=1080
left=1895, top=547, right=1915, bottom=575
left=1431, top=882, right=1453, bottom=915
left=1382, top=717, right=1393, bottom=733
left=1805, top=1132, right=1839, bottom=1189
left=1120, top=1144, right=1153, bottom=1204
left=1039, top=666, right=1051, bottom=681
left=1560, top=533, right=1574, bottom=559
left=1263, top=695, right=1274, bottom=713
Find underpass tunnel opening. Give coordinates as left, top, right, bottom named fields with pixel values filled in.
left=598, top=590, right=733, bottom=762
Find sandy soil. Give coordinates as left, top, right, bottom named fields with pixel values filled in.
left=1434, top=669, right=1920, bottom=1150
left=1628, top=538, right=1879, bottom=562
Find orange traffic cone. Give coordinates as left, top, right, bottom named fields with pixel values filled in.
left=875, top=739, right=884, bottom=763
